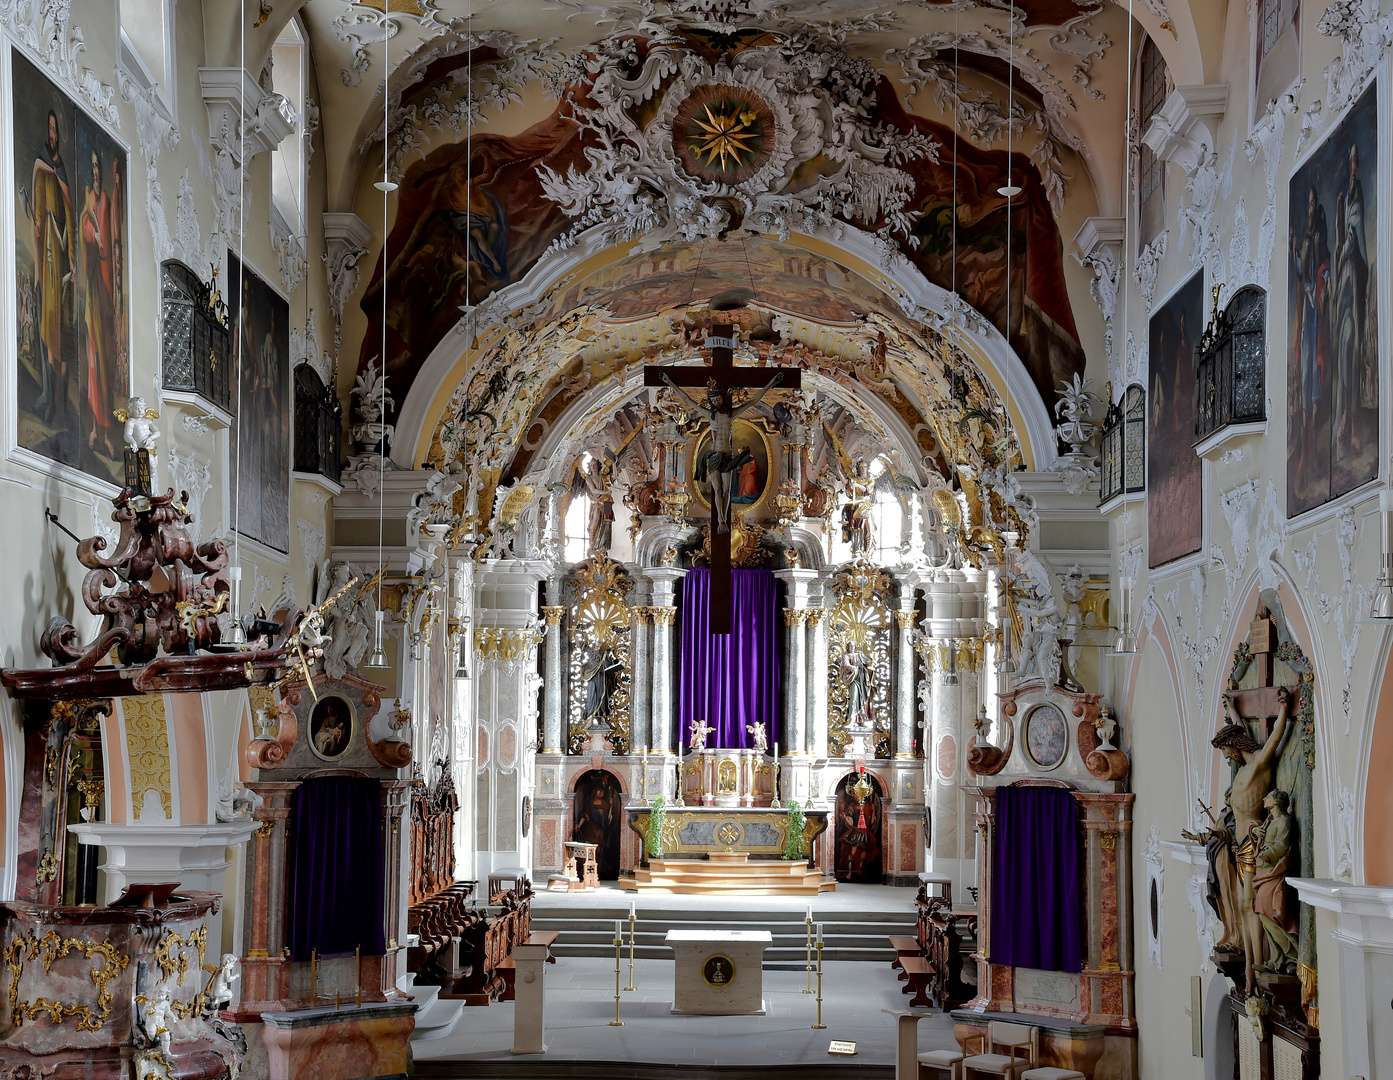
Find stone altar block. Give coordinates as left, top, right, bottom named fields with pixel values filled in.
left=665, top=929, right=772, bottom=1015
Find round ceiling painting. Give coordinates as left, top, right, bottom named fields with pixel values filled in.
left=673, top=86, right=774, bottom=184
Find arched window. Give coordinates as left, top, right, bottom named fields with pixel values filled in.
left=1195, top=286, right=1266, bottom=443
left=1137, top=37, right=1170, bottom=245
left=271, top=20, right=307, bottom=233
left=869, top=458, right=904, bottom=565
left=563, top=454, right=593, bottom=563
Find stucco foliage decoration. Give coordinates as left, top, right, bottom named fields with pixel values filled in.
left=0, top=0, right=118, bottom=126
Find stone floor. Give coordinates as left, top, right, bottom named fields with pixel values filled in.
left=412, top=953, right=960, bottom=1076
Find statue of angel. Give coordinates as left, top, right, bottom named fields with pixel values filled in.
left=688, top=719, right=714, bottom=752
left=205, top=954, right=241, bottom=1014
left=746, top=721, right=768, bottom=752
left=118, top=396, right=161, bottom=452
left=317, top=561, right=375, bottom=680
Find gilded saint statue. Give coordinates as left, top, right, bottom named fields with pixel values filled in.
left=840, top=642, right=874, bottom=728
left=660, top=372, right=779, bottom=533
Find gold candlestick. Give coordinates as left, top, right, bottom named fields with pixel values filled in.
left=811, top=940, right=826, bottom=1029
left=610, top=931, right=625, bottom=1026
left=803, top=916, right=814, bottom=994
left=639, top=751, right=649, bottom=807
left=625, top=913, right=637, bottom=991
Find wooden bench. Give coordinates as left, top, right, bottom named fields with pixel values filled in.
left=900, top=956, right=934, bottom=1009
left=889, top=935, right=922, bottom=980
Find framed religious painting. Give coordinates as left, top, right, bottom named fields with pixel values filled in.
left=1147, top=272, right=1204, bottom=568
left=10, top=48, right=130, bottom=488
left=1286, top=81, right=1379, bottom=517
left=228, top=256, right=291, bottom=553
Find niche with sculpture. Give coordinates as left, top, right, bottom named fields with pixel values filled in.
left=1183, top=595, right=1317, bottom=1069
left=826, top=561, right=893, bottom=758
left=565, top=556, right=634, bottom=755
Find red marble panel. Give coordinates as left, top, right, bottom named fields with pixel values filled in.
left=936, top=735, right=957, bottom=779
left=899, top=824, right=917, bottom=870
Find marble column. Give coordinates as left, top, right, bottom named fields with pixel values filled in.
left=806, top=605, right=829, bottom=758
left=646, top=566, right=686, bottom=758
left=782, top=608, right=808, bottom=755
left=539, top=603, right=566, bottom=754
left=630, top=606, right=652, bottom=753
left=893, top=591, right=918, bottom=758
left=233, top=780, right=300, bottom=1017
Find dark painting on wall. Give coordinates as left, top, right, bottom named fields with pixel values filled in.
left=572, top=769, right=622, bottom=880
left=833, top=772, right=883, bottom=883
left=12, top=49, right=128, bottom=486
left=1148, top=272, right=1205, bottom=568
left=1287, top=81, right=1380, bottom=517
left=229, top=257, right=291, bottom=552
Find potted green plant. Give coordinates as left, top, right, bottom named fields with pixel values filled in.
left=646, top=795, right=667, bottom=862
left=782, top=798, right=806, bottom=861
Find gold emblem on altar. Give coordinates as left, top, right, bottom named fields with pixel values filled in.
left=702, top=954, right=736, bottom=987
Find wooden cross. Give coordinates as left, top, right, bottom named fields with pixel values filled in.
left=643, top=324, right=801, bottom=633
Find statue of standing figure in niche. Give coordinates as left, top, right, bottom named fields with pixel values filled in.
left=660, top=372, right=779, bottom=533
left=581, top=454, right=616, bottom=552
left=840, top=641, right=874, bottom=728
left=581, top=643, right=623, bottom=725
left=1212, top=685, right=1291, bottom=992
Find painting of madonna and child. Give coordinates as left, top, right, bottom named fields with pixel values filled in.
left=1287, top=82, right=1380, bottom=517
left=12, top=50, right=129, bottom=486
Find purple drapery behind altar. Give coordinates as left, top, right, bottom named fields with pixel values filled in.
left=678, top=568, right=781, bottom=749
left=990, top=785, right=1084, bottom=972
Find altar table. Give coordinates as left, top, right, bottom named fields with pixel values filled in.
left=665, top=928, right=772, bottom=1015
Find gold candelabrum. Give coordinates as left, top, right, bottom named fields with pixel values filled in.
left=803, top=914, right=814, bottom=994
left=811, top=934, right=826, bottom=1029
left=611, top=923, right=624, bottom=1026
left=309, top=947, right=364, bottom=1010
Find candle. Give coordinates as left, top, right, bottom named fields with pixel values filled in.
left=806, top=904, right=812, bottom=921
left=816, top=923, right=823, bottom=944
left=774, top=741, right=779, bottom=760
left=629, top=900, right=636, bottom=919
left=615, top=919, right=623, bottom=939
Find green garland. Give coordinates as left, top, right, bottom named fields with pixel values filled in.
left=646, top=796, right=667, bottom=859
left=782, top=799, right=806, bottom=860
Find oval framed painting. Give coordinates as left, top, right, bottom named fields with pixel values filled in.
left=309, top=695, right=354, bottom=760
left=690, top=417, right=772, bottom=513
left=1023, top=703, right=1068, bottom=770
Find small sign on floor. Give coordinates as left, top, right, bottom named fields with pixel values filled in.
left=828, top=1041, right=857, bottom=1056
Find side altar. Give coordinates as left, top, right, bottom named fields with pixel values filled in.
left=625, top=805, right=828, bottom=865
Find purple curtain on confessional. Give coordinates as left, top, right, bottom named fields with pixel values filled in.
left=990, top=785, right=1083, bottom=972
left=288, top=775, right=386, bottom=960
left=678, top=568, right=781, bottom=749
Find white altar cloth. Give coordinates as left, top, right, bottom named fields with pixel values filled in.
left=665, top=928, right=772, bottom=1015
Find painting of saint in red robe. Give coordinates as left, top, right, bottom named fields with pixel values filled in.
left=834, top=772, right=883, bottom=883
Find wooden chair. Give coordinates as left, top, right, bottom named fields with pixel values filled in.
left=962, top=1022, right=1037, bottom=1079
left=1020, top=1070, right=1084, bottom=1080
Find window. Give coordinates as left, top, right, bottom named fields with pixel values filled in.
left=271, top=21, right=307, bottom=232
left=1255, top=0, right=1300, bottom=113
left=869, top=459, right=904, bottom=565
left=119, top=0, right=176, bottom=118
left=1137, top=37, right=1169, bottom=245
left=563, top=456, right=593, bottom=563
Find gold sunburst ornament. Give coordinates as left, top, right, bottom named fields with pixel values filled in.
left=690, top=102, right=761, bottom=170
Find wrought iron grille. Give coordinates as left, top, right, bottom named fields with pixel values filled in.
left=1195, top=285, right=1266, bottom=443
left=160, top=261, right=231, bottom=413
left=293, top=363, right=342, bottom=484
left=1099, top=384, right=1146, bottom=506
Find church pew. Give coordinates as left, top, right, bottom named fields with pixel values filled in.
left=898, top=956, right=935, bottom=1009
left=889, top=934, right=923, bottom=981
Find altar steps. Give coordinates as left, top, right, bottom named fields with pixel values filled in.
left=621, top=853, right=835, bottom=896
left=531, top=905, right=916, bottom=964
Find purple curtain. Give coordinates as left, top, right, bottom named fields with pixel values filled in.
left=288, top=775, right=386, bottom=960
left=678, top=568, right=780, bottom=749
left=990, top=785, right=1083, bottom=972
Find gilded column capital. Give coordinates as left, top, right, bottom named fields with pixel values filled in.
left=783, top=608, right=808, bottom=628
left=650, top=606, right=677, bottom=627
left=540, top=605, right=566, bottom=627
left=805, top=608, right=826, bottom=627
left=894, top=610, right=917, bottom=631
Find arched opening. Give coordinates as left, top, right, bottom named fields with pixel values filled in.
left=571, top=769, right=624, bottom=880
left=833, top=770, right=885, bottom=884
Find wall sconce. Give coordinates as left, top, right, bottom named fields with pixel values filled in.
left=1371, top=490, right=1393, bottom=620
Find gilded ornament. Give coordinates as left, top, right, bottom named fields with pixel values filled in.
left=122, top=695, right=172, bottom=820
left=783, top=609, right=808, bottom=628
left=35, top=850, right=58, bottom=884
left=541, top=605, right=566, bottom=627
left=1100, top=831, right=1117, bottom=852
left=254, top=820, right=275, bottom=838
left=4, top=929, right=130, bottom=1031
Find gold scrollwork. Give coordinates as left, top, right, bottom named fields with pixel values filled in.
left=35, top=851, right=58, bottom=884
left=4, top=929, right=130, bottom=1031
left=254, top=820, right=275, bottom=838
left=567, top=556, right=635, bottom=754
left=917, top=636, right=986, bottom=674
left=473, top=628, right=540, bottom=661
left=827, top=558, right=893, bottom=757
left=155, top=926, right=216, bottom=1019
left=1100, top=831, right=1118, bottom=852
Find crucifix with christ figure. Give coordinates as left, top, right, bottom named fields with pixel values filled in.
left=643, top=324, right=801, bottom=634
